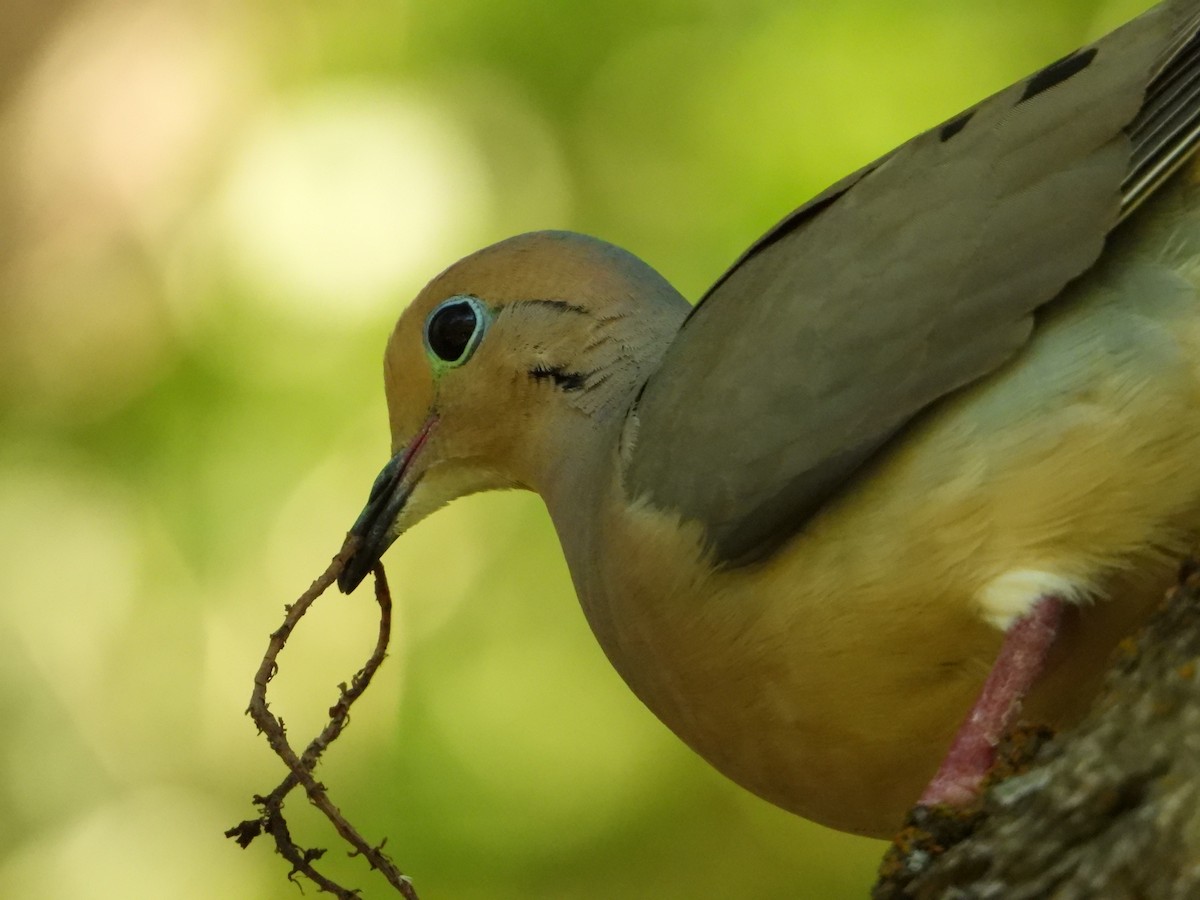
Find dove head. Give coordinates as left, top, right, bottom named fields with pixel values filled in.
left=338, top=230, right=689, bottom=592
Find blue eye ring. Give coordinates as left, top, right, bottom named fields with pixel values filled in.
left=423, top=295, right=490, bottom=369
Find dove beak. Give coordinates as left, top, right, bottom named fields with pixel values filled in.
left=338, top=416, right=437, bottom=594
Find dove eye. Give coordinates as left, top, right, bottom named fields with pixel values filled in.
left=424, top=296, right=489, bottom=367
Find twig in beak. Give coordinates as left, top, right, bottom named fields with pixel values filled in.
left=225, top=536, right=420, bottom=899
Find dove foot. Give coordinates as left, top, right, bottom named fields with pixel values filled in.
left=919, top=595, right=1064, bottom=807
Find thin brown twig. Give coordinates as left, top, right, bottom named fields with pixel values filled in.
left=225, top=537, right=419, bottom=899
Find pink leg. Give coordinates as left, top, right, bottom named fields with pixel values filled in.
left=919, top=596, right=1064, bottom=807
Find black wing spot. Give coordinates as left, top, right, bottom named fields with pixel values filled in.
left=939, top=110, right=974, bottom=142
left=687, top=180, right=859, bottom=327
left=1019, top=47, right=1098, bottom=104
left=530, top=365, right=588, bottom=391
left=749, top=187, right=849, bottom=259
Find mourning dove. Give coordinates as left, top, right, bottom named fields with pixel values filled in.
left=337, top=0, right=1200, bottom=837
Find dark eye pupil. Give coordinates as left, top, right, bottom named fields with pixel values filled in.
left=427, top=302, right=479, bottom=362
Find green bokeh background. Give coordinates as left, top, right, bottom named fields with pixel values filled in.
left=0, top=0, right=1154, bottom=896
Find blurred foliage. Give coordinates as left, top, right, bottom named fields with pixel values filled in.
left=0, top=0, right=1154, bottom=897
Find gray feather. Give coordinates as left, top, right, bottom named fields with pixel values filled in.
left=625, top=0, right=1200, bottom=565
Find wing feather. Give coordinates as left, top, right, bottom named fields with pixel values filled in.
left=625, top=1, right=1200, bottom=564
